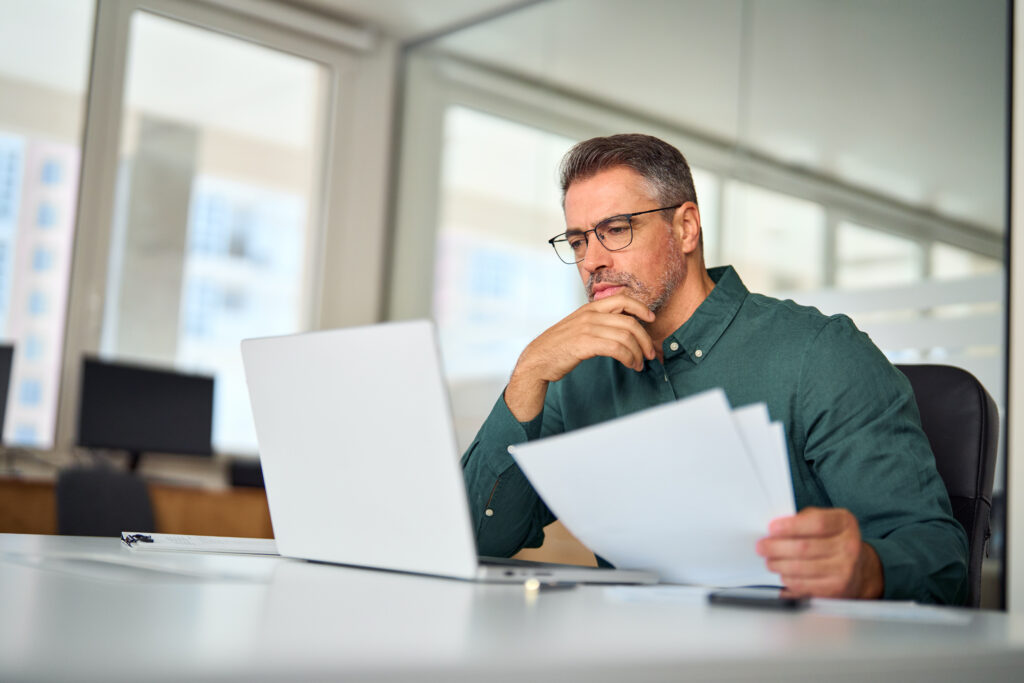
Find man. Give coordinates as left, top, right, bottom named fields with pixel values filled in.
left=460, top=134, right=967, bottom=604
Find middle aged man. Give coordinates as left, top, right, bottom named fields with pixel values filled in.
left=460, top=133, right=967, bottom=604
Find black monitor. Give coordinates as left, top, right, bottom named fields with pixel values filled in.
left=77, top=357, right=214, bottom=470
left=0, top=344, right=13, bottom=440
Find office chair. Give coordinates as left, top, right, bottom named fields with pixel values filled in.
left=896, top=364, right=999, bottom=608
left=56, top=465, right=156, bottom=537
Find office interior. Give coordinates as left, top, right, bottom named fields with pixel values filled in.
left=0, top=0, right=1017, bottom=611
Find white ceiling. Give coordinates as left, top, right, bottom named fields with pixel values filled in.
left=285, top=0, right=534, bottom=40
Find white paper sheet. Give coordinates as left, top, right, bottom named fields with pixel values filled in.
left=732, top=404, right=795, bottom=518
left=509, top=389, right=793, bottom=587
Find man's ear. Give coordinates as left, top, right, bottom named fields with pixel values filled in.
left=675, top=202, right=702, bottom=254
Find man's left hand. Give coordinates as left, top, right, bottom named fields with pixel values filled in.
left=755, top=507, right=884, bottom=599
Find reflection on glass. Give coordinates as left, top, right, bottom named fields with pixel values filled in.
left=932, top=243, right=1001, bottom=281
left=434, top=106, right=579, bottom=381
left=691, top=168, right=720, bottom=267
left=721, top=181, right=825, bottom=294
left=836, top=222, right=923, bottom=289
left=101, top=12, right=328, bottom=455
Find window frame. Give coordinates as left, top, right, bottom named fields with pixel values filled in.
left=59, top=0, right=375, bottom=453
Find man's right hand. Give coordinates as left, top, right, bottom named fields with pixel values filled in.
left=504, top=294, right=656, bottom=421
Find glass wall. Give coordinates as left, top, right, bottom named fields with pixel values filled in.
left=391, top=0, right=1008, bottom=458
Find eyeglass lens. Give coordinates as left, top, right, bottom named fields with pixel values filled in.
left=555, top=217, right=632, bottom=263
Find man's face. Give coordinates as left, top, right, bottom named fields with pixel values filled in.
left=563, top=166, right=686, bottom=313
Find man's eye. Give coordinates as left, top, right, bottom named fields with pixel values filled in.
left=604, top=225, right=630, bottom=236
left=568, top=237, right=585, bottom=250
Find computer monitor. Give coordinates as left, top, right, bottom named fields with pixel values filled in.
left=0, top=344, right=13, bottom=441
left=77, top=357, right=214, bottom=470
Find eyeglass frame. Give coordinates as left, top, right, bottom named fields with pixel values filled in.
left=547, top=204, right=682, bottom=264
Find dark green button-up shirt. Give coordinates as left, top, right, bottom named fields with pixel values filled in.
left=461, top=266, right=968, bottom=604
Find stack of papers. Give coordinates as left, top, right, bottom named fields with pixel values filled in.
left=509, top=388, right=794, bottom=587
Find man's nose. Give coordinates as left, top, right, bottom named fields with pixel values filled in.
left=579, top=232, right=613, bottom=273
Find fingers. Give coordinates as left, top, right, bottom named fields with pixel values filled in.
left=574, top=309, right=656, bottom=364
left=578, top=328, right=648, bottom=372
left=756, top=535, right=842, bottom=561
left=763, top=555, right=851, bottom=580
left=767, top=507, right=853, bottom=538
left=590, top=293, right=657, bottom=324
left=512, top=294, right=656, bottom=393
left=757, top=507, right=873, bottom=599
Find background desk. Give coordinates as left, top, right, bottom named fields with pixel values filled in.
left=1, top=534, right=1023, bottom=683
left=0, top=477, right=273, bottom=537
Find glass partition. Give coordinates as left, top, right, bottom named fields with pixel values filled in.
left=392, top=0, right=1010, bottom=604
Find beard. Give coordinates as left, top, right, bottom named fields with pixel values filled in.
left=585, top=232, right=686, bottom=313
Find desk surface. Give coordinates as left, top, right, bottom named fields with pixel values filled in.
left=2, top=534, right=1023, bottom=683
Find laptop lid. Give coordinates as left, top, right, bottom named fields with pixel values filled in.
left=241, top=320, right=480, bottom=579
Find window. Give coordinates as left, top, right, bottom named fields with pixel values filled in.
left=434, top=107, right=580, bottom=381
left=0, top=0, right=93, bottom=447
left=721, top=181, right=826, bottom=293
left=98, top=12, right=330, bottom=455
left=836, top=222, right=923, bottom=289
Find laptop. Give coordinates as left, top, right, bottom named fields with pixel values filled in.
left=240, top=320, right=657, bottom=585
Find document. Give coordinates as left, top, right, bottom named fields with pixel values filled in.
left=121, top=532, right=279, bottom=556
left=509, top=389, right=794, bottom=587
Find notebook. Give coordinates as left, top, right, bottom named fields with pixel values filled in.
left=240, top=320, right=657, bottom=585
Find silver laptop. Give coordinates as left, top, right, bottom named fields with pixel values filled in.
left=240, top=320, right=656, bottom=585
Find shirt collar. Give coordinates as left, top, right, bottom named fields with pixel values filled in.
left=663, top=265, right=747, bottom=364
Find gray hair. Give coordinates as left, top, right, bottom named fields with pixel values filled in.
left=559, top=134, right=699, bottom=210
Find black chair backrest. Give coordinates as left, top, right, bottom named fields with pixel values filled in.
left=56, top=466, right=155, bottom=537
left=896, top=364, right=998, bottom=607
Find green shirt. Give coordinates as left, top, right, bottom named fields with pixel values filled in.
left=461, top=266, right=968, bottom=604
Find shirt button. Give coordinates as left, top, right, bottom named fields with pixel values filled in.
left=669, top=342, right=679, bottom=352
left=485, top=509, right=494, bottom=517
left=694, top=349, right=703, bottom=358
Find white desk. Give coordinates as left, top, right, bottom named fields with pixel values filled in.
left=2, top=533, right=1023, bottom=682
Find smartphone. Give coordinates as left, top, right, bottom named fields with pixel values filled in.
left=707, top=587, right=809, bottom=610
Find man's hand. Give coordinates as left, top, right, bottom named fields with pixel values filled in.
left=504, top=294, right=656, bottom=421
left=756, top=507, right=884, bottom=599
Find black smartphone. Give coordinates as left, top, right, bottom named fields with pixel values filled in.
left=707, top=587, right=809, bottom=610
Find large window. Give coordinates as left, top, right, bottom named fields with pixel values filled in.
left=720, top=181, right=826, bottom=292
left=434, top=107, right=579, bottom=381
left=99, top=11, right=330, bottom=455
left=0, top=0, right=94, bottom=447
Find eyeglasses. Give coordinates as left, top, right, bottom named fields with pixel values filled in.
left=548, top=204, right=681, bottom=264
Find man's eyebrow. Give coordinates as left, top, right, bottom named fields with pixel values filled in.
left=566, top=212, right=631, bottom=233
left=595, top=212, right=631, bottom=225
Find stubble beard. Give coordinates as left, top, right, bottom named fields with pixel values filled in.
left=585, top=232, right=686, bottom=314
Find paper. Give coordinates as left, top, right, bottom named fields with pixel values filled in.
left=509, top=389, right=794, bottom=587
left=121, top=532, right=279, bottom=556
